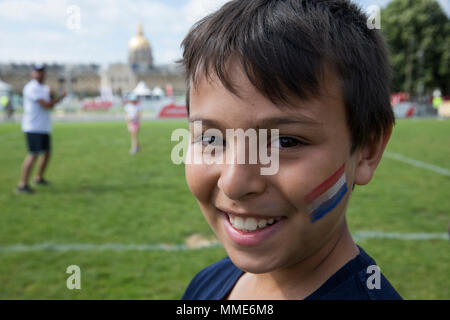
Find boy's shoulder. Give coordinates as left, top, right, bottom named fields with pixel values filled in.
left=305, top=245, right=402, bottom=300
left=182, top=256, right=243, bottom=300
left=182, top=246, right=402, bottom=300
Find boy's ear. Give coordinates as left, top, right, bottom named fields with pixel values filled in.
left=354, top=125, right=393, bottom=186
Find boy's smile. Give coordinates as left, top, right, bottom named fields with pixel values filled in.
left=186, top=63, right=360, bottom=274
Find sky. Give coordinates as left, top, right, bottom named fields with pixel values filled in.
left=0, top=0, right=448, bottom=68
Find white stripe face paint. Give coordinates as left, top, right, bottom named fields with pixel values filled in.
left=308, top=174, right=347, bottom=213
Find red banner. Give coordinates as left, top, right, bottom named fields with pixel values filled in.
left=82, top=100, right=112, bottom=111
left=158, top=103, right=188, bottom=118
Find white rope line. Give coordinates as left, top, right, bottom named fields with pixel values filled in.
left=0, top=242, right=222, bottom=253
left=384, top=152, right=450, bottom=177
left=0, top=232, right=447, bottom=253
left=353, top=231, right=448, bottom=241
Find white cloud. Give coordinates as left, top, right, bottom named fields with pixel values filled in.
left=437, top=0, right=450, bottom=16
left=0, top=0, right=235, bottom=65
left=0, top=0, right=67, bottom=23
left=184, top=0, right=230, bottom=25
left=9, top=0, right=447, bottom=67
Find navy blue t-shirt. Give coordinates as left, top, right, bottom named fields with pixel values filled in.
left=182, top=245, right=402, bottom=300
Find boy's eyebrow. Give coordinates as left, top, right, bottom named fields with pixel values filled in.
left=188, top=115, right=321, bottom=128
left=257, top=116, right=321, bottom=127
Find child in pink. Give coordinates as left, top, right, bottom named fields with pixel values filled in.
left=125, top=96, right=141, bottom=154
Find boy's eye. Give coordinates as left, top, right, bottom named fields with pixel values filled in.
left=202, top=135, right=224, bottom=146
left=272, top=136, right=305, bottom=149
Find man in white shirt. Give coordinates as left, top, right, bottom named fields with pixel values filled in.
left=17, top=64, right=66, bottom=194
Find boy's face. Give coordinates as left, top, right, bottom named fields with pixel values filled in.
left=186, top=63, right=361, bottom=274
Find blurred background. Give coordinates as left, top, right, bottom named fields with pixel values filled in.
left=0, top=0, right=448, bottom=299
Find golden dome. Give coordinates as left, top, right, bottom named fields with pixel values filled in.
left=128, top=23, right=150, bottom=51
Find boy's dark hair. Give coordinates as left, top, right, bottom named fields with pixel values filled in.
left=181, top=0, right=394, bottom=152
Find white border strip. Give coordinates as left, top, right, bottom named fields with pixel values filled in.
left=384, top=152, right=450, bottom=176
left=0, top=242, right=222, bottom=253
left=353, top=231, right=448, bottom=241
left=0, top=232, right=447, bottom=253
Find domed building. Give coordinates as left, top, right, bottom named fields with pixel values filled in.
left=128, top=23, right=153, bottom=73
left=1, top=23, right=185, bottom=97
left=100, top=22, right=185, bottom=96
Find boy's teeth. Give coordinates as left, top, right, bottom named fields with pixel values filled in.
left=228, top=214, right=280, bottom=232
left=244, top=218, right=257, bottom=231
left=257, top=219, right=267, bottom=228
left=234, top=216, right=244, bottom=229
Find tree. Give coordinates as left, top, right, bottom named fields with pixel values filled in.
left=381, top=0, right=450, bottom=95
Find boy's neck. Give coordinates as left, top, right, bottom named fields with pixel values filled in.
left=234, top=220, right=359, bottom=299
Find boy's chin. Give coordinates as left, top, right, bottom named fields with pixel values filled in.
left=225, top=246, right=289, bottom=274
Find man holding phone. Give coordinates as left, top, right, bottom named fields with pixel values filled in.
left=16, top=64, right=66, bottom=194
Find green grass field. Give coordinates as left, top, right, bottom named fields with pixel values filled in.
left=0, top=119, right=448, bottom=299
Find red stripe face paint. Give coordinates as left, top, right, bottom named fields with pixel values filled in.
left=304, top=163, right=348, bottom=222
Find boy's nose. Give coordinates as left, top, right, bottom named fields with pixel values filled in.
left=217, top=162, right=266, bottom=201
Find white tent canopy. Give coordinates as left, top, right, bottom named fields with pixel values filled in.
left=0, top=79, right=12, bottom=92
left=152, top=86, right=164, bottom=97
left=131, top=81, right=152, bottom=96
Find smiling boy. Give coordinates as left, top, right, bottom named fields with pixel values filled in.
left=181, top=0, right=402, bottom=300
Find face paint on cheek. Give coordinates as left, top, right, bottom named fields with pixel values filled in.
left=304, top=163, right=348, bottom=223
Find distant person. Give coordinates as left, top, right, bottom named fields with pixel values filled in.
left=16, top=64, right=66, bottom=194
left=125, top=95, right=142, bottom=154
left=432, top=89, right=443, bottom=116
left=1, top=94, right=13, bottom=119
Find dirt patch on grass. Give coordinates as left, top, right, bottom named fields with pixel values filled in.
left=185, top=233, right=219, bottom=249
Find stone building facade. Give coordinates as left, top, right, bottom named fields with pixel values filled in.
left=0, top=23, right=186, bottom=97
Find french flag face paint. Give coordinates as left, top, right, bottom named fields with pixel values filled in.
left=305, top=163, right=348, bottom=223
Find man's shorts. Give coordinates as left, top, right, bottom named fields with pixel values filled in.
left=25, top=132, right=51, bottom=154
